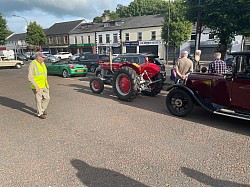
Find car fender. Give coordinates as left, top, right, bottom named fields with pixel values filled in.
left=167, top=84, right=214, bottom=113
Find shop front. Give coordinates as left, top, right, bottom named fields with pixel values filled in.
left=97, top=43, right=121, bottom=55
left=69, top=44, right=96, bottom=54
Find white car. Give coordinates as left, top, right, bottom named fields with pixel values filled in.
left=0, top=57, right=24, bottom=69
left=54, top=52, right=72, bottom=60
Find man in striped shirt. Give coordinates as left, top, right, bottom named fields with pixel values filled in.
left=208, top=52, right=227, bottom=74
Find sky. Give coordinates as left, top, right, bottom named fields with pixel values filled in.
left=0, top=0, right=132, bottom=34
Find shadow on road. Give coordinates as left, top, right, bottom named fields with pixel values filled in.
left=0, top=96, right=36, bottom=116
left=62, top=77, right=250, bottom=137
left=181, top=167, right=250, bottom=187
left=71, top=159, right=149, bottom=187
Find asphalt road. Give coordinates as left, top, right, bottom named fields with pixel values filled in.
left=0, top=63, right=249, bottom=186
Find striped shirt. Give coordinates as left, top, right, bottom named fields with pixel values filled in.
left=208, top=59, right=227, bottom=74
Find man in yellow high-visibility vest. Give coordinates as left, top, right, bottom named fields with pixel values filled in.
left=28, top=52, right=50, bottom=119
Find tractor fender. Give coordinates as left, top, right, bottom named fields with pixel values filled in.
left=167, top=84, right=214, bottom=113
left=120, top=63, right=141, bottom=75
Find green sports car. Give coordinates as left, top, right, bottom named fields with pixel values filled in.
left=45, top=60, right=88, bottom=78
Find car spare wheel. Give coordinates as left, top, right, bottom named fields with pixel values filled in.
left=113, top=66, right=139, bottom=101
left=90, top=77, right=104, bottom=94
left=166, top=88, right=193, bottom=117
left=142, top=72, right=162, bottom=96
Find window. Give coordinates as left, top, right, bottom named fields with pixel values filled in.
left=125, top=33, right=129, bottom=41
left=151, top=31, right=156, bottom=40
left=106, top=34, right=110, bottom=43
left=81, top=36, right=84, bottom=44
left=191, top=33, right=196, bottom=40
left=99, top=35, right=103, bottom=43
left=113, top=34, right=118, bottom=43
left=88, top=36, right=91, bottom=44
left=49, top=37, right=53, bottom=44
left=104, top=23, right=110, bottom=27
left=64, top=36, right=68, bottom=44
left=138, top=32, right=142, bottom=41
left=209, top=33, right=215, bottom=39
left=56, top=36, right=60, bottom=44
left=74, top=36, right=77, bottom=44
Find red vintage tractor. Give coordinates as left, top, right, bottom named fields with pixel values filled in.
left=89, top=53, right=165, bottom=101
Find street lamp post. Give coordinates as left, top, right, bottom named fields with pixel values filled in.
left=194, top=0, right=201, bottom=54
left=13, top=14, right=28, bottom=30
left=13, top=14, right=29, bottom=54
left=166, top=0, right=171, bottom=65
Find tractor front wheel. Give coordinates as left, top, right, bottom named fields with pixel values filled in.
left=90, top=77, right=104, bottom=94
left=113, top=67, right=139, bottom=101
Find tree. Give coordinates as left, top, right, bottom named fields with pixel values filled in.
left=184, top=0, right=250, bottom=58
left=116, top=0, right=169, bottom=18
left=94, top=0, right=169, bottom=22
left=0, top=12, right=9, bottom=45
left=162, top=0, right=193, bottom=63
left=93, top=16, right=103, bottom=23
left=26, top=22, right=46, bottom=51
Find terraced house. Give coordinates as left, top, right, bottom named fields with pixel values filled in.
left=69, top=14, right=165, bottom=59
left=44, top=19, right=86, bottom=54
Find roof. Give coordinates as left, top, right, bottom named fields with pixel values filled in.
left=8, top=33, right=26, bottom=41
left=118, top=14, right=164, bottom=30
left=7, top=29, right=47, bottom=42
left=71, top=14, right=164, bottom=34
left=46, top=19, right=86, bottom=35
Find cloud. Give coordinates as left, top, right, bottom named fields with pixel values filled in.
left=0, top=0, right=132, bottom=33
left=0, top=0, right=117, bottom=19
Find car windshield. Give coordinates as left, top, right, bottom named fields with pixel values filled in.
left=150, top=58, right=163, bottom=65
left=113, top=56, right=140, bottom=64
left=100, top=55, right=110, bottom=61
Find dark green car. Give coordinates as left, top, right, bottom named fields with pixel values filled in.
left=45, top=60, right=88, bottom=78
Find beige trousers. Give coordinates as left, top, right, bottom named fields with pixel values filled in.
left=32, top=88, right=50, bottom=116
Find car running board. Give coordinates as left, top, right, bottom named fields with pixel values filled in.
left=214, top=109, right=250, bottom=121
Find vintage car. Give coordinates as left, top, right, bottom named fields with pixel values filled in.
left=166, top=51, right=250, bottom=121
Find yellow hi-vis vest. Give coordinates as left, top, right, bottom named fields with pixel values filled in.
left=30, top=59, right=49, bottom=89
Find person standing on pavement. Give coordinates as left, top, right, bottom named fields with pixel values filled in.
left=194, top=50, right=202, bottom=72
left=175, top=51, right=193, bottom=82
left=208, top=52, right=227, bottom=74
left=28, top=52, right=50, bottom=119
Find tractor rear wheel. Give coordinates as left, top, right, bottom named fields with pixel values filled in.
left=142, top=72, right=163, bottom=96
left=90, top=77, right=104, bottom=94
left=113, top=66, right=139, bottom=101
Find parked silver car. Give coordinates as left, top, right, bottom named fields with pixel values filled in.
left=44, top=54, right=59, bottom=63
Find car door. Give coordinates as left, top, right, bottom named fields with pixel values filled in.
left=44, top=59, right=54, bottom=74
left=230, top=55, right=250, bottom=111
left=78, top=56, right=88, bottom=67
left=50, top=61, right=64, bottom=75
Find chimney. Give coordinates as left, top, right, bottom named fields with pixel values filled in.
left=102, top=15, right=110, bottom=22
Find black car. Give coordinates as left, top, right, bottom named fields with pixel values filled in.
left=225, top=58, right=233, bottom=71
left=15, top=54, right=28, bottom=61
left=70, top=54, right=109, bottom=72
